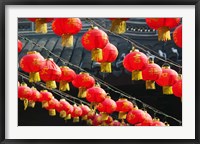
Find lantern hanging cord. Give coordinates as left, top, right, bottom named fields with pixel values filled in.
left=18, top=35, right=182, bottom=125
left=85, top=18, right=182, bottom=69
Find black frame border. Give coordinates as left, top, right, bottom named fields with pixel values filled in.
left=1, top=0, right=199, bottom=144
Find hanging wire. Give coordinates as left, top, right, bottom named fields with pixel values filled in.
left=85, top=18, right=182, bottom=69
left=18, top=34, right=182, bottom=125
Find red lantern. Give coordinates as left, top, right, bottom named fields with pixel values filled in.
left=80, top=104, right=91, bottom=120
left=151, top=119, right=166, bottom=126
left=28, top=87, right=41, bottom=108
left=57, top=99, right=74, bottom=120
left=39, top=58, right=62, bottom=89
left=38, top=90, right=54, bottom=108
left=126, top=108, right=146, bottom=125
left=97, top=97, right=117, bottom=121
left=86, top=109, right=96, bottom=125
left=58, top=66, right=76, bottom=91
left=135, top=112, right=153, bottom=126
left=146, top=18, right=181, bottom=41
left=156, top=65, right=179, bottom=95
left=110, top=120, right=121, bottom=126
left=72, top=72, right=95, bottom=98
left=45, top=98, right=60, bottom=116
left=52, top=18, right=82, bottom=47
left=173, top=24, right=182, bottom=48
left=103, top=115, right=113, bottom=125
left=18, top=82, right=32, bottom=110
left=20, top=51, right=44, bottom=83
left=97, top=43, right=118, bottom=73
left=18, top=40, right=23, bottom=53
left=172, top=74, right=182, bottom=98
left=142, top=59, right=162, bottom=89
left=71, top=105, right=83, bottom=123
left=116, top=98, right=133, bottom=120
left=123, top=49, right=148, bottom=80
left=85, top=86, right=107, bottom=108
left=81, top=27, right=109, bottom=61
left=92, top=114, right=103, bottom=126
left=27, top=18, right=54, bottom=34
left=109, top=18, right=129, bottom=34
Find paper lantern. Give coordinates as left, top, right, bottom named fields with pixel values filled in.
left=45, top=98, right=59, bottom=116
left=39, top=90, right=54, bottom=108
left=123, top=49, right=148, bottom=80
left=97, top=43, right=118, bottom=73
left=103, top=116, right=113, bottom=125
left=97, top=97, right=117, bottom=121
left=172, top=74, right=182, bottom=98
left=173, top=24, right=182, bottom=48
left=58, top=66, right=76, bottom=91
left=109, top=18, right=129, bottom=34
left=146, top=18, right=181, bottom=41
left=27, top=18, right=54, bottom=34
left=156, top=65, right=179, bottom=95
left=18, top=40, right=23, bottom=53
left=116, top=98, right=133, bottom=120
left=92, top=114, right=103, bottom=126
left=57, top=99, right=74, bottom=120
left=151, top=119, right=166, bottom=126
left=142, top=59, right=162, bottom=89
left=81, top=27, right=109, bottom=61
left=126, top=108, right=146, bottom=125
left=20, top=51, right=44, bottom=83
left=110, top=120, right=121, bottom=126
left=72, top=72, right=95, bottom=98
left=71, top=105, right=83, bottom=123
left=39, top=58, right=61, bottom=89
left=52, top=18, right=82, bottom=47
left=28, top=87, right=41, bottom=108
left=80, top=104, right=91, bottom=120
left=135, top=112, right=153, bottom=126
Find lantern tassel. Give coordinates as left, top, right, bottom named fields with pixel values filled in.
left=73, top=117, right=80, bottom=123
left=82, top=115, right=88, bottom=121
left=61, top=34, right=73, bottom=47
left=29, top=72, right=41, bottom=83
left=145, top=80, right=156, bottom=89
left=157, top=26, right=171, bottom=41
left=132, top=70, right=143, bottom=80
left=78, top=87, right=87, bottom=98
left=28, top=100, right=36, bottom=108
left=49, top=109, right=56, bottom=116
left=64, top=114, right=71, bottom=121
left=46, top=80, right=57, bottom=89
left=110, top=19, right=126, bottom=34
left=42, top=101, right=49, bottom=108
left=35, top=18, right=48, bottom=34
left=60, top=110, right=67, bottom=118
left=118, top=111, right=127, bottom=119
left=163, top=86, right=173, bottom=95
left=91, top=48, right=103, bottom=61
left=59, top=81, right=70, bottom=91
left=101, top=112, right=109, bottom=121
left=23, top=98, right=28, bottom=110
left=100, top=62, right=112, bottom=73
left=86, top=119, right=93, bottom=125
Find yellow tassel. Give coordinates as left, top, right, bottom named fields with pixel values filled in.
left=23, top=99, right=28, bottom=110
left=110, top=19, right=126, bottom=34
left=101, top=112, right=109, bottom=121
left=59, top=81, right=70, bottom=91
left=64, top=114, right=71, bottom=120
left=59, top=110, right=66, bottom=118
left=61, top=34, right=73, bottom=47
left=163, top=86, right=173, bottom=95
left=82, top=115, right=88, bottom=121
left=29, top=72, right=41, bottom=83
left=73, top=117, right=80, bottom=123
left=91, top=48, right=103, bottom=61
left=118, top=111, right=127, bottom=119
left=132, top=70, right=142, bottom=80
left=78, top=87, right=87, bottom=98
left=42, top=101, right=49, bottom=108
left=35, top=18, right=48, bottom=34
left=46, top=80, right=57, bottom=89
left=49, top=109, right=56, bottom=116
left=28, top=100, right=35, bottom=108
left=100, top=62, right=112, bottom=73
left=146, top=80, right=156, bottom=89
left=157, top=26, right=171, bottom=41
left=86, top=119, right=93, bottom=125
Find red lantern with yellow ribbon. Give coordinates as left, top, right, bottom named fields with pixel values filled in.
left=142, top=59, right=162, bottom=89
left=96, top=96, right=117, bottom=121
left=45, top=98, right=60, bottom=116
left=92, top=114, right=103, bottom=126
left=126, top=108, right=146, bottom=125
left=173, top=24, right=182, bottom=48
left=71, top=105, right=83, bottom=123
left=135, top=112, right=153, bottom=126
left=18, top=82, right=32, bottom=110
left=52, top=18, right=82, bottom=47
left=38, top=90, right=54, bottom=108
left=97, top=43, right=118, bottom=73
left=72, top=72, right=95, bottom=98
left=146, top=18, right=181, bottom=41
left=80, top=104, right=91, bottom=121
left=109, top=18, right=129, bottom=34
left=27, top=18, right=54, bottom=34
left=39, top=58, right=62, bottom=89
left=18, top=40, right=23, bottom=53
left=123, top=49, right=148, bottom=80
left=81, top=27, right=109, bottom=61
left=58, top=66, right=76, bottom=91
left=151, top=119, right=166, bottom=126
left=110, top=120, right=121, bottom=126
left=28, top=87, right=41, bottom=108
left=172, top=74, right=182, bottom=98
left=155, top=64, right=179, bottom=95
left=57, top=99, right=74, bottom=120
left=20, top=51, right=44, bottom=83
